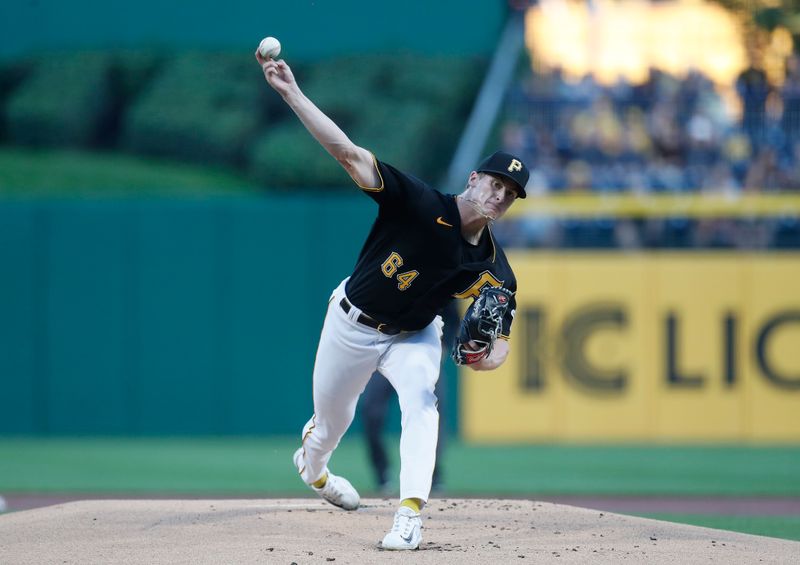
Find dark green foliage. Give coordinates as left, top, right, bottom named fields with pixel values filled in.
left=5, top=52, right=115, bottom=147
left=100, top=50, right=164, bottom=146
left=1, top=50, right=162, bottom=147
left=354, top=101, right=439, bottom=177
left=248, top=122, right=350, bottom=187
left=248, top=54, right=486, bottom=186
left=0, top=61, right=27, bottom=96
left=122, top=52, right=268, bottom=167
left=301, top=55, right=389, bottom=133
left=111, top=50, right=163, bottom=102
left=0, top=60, right=28, bottom=141
left=0, top=50, right=485, bottom=189
left=383, top=54, right=484, bottom=113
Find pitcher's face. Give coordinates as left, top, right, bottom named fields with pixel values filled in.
left=465, top=172, right=518, bottom=220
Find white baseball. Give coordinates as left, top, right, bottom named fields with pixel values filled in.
left=258, top=37, right=281, bottom=59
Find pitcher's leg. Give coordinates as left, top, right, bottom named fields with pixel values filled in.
left=298, top=299, right=379, bottom=484
left=379, top=320, right=442, bottom=502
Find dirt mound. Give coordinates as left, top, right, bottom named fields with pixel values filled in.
left=1, top=498, right=796, bottom=564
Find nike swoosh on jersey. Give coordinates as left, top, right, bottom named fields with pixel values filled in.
left=436, top=216, right=453, bottom=228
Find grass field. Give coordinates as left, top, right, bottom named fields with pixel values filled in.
left=1, top=437, right=798, bottom=541
left=634, top=514, right=800, bottom=542
left=0, top=147, right=258, bottom=196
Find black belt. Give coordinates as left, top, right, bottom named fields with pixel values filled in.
left=339, top=297, right=402, bottom=335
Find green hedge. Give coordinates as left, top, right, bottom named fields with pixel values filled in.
left=301, top=55, right=392, bottom=132
left=248, top=122, right=350, bottom=187
left=354, top=101, right=439, bottom=175
left=5, top=53, right=114, bottom=147
left=122, top=52, right=268, bottom=167
left=247, top=100, right=440, bottom=188
left=248, top=54, right=485, bottom=186
left=0, top=61, right=27, bottom=141
left=0, top=50, right=485, bottom=188
left=110, top=50, right=163, bottom=103
left=385, top=55, right=484, bottom=112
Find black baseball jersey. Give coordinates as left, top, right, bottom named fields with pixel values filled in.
left=344, top=158, right=517, bottom=337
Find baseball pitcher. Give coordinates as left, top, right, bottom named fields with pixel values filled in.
left=256, top=47, right=528, bottom=550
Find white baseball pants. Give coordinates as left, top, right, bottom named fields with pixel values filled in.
left=298, top=279, right=443, bottom=502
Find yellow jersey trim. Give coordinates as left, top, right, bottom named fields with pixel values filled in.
left=354, top=152, right=385, bottom=193
left=452, top=270, right=504, bottom=299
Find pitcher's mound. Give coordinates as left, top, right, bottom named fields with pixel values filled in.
left=1, top=498, right=796, bottom=564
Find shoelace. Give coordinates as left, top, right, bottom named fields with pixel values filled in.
left=392, top=512, right=418, bottom=538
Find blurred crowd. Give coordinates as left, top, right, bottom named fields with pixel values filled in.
left=503, top=58, right=800, bottom=193
left=495, top=56, right=800, bottom=249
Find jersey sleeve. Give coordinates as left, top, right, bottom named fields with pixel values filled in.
left=355, top=156, right=429, bottom=208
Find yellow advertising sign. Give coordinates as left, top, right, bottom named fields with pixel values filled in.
left=461, top=253, right=800, bottom=442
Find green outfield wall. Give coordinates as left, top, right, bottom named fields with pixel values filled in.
left=0, top=196, right=390, bottom=436
left=0, top=1, right=506, bottom=60
left=5, top=197, right=798, bottom=441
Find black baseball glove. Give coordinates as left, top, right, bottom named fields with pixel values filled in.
left=452, top=286, right=513, bottom=366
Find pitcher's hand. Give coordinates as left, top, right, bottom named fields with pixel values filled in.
left=256, top=51, right=298, bottom=99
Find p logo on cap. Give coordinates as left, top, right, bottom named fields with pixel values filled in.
left=475, top=151, right=530, bottom=198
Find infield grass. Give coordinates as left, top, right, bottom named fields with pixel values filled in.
left=1, top=437, right=798, bottom=495
left=1, top=437, right=798, bottom=541
left=633, top=514, right=800, bottom=542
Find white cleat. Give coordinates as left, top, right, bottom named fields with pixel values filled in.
left=293, top=448, right=360, bottom=511
left=314, top=473, right=360, bottom=511
left=381, top=506, right=422, bottom=550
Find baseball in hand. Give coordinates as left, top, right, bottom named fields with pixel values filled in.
left=258, top=37, right=281, bottom=59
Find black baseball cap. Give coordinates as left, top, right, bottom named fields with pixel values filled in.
left=476, top=151, right=529, bottom=198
